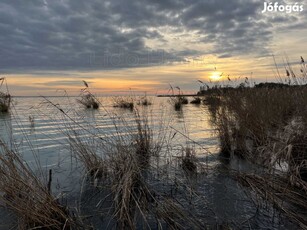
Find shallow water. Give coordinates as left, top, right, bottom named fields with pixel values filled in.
left=0, top=96, right=219, bottom=167
left=0, top=96, right=299, bottom=229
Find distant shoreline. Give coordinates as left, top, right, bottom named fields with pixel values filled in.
left=157, top=94, right=198, bottom=97
left=12, top=94, right=200, bottom=98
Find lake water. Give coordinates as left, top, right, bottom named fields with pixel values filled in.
left=0, top=96, right=299, bottom=229
left=0, top=96, right=219, bottom=170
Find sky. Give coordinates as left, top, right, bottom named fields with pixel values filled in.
left=0, top=0, right=306, bottom=96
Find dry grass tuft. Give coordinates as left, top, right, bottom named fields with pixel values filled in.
left=181, top=146, right=197, bottom=173
left=77, top=81, right=99, bottom=109
left=137, top=95, right=152, bottom=106
left=237, top=172, right=307, bottom=229
left=168, top=85, right=189, bottom=111
left=190, top=97, right=202, bottom=105
left=65, top=108, right=205, bottom=229
left=0, top=78, right=11, bottom=113
left=0, top=140, right=84, bottom=229
left=171, top=96, right=188, bottom=111
left=113, top=96, right=134, bottom=109
left=77, top=93, right=99, bottom=109
left=0, top=92, right=10, bottom=112
left=208, top=86, right=307, bottom=172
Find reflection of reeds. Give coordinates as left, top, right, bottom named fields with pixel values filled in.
left=179, top=96, right=188, bottom=104
left=0, top=140, right=84, bottom=229
left=174, top=100, right=182, bottom=111
left=29, top=115, right=35, bottom=127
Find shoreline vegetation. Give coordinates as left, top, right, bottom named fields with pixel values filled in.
left=201, top=56, right=307, bottom=228
left=0, top=138, right=85, bottom=229
left=204, top=85, right=307, bottom=228
left=0, top=57, right=306, bottom=229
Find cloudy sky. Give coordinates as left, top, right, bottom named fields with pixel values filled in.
left=0, top=0, right=306, bottom=95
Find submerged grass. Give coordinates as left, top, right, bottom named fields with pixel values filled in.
left=113, top=96, right=134, bottom=109
left=171, top=96, right=189, bottom=111
left=137, top=95, right=152, bottom=106
left=77, top=94, right=99, bottom=109
left=168, top=85, right=189, bottom=111
left=77, top=81, right=99, bottom=109
left=0, top=78, right=11, bottom=113
left=181, top=146, right=197, bottom=173
left=190, top=97, right=202, bottom=105
left=63, top=106, right=207, bottom=229
left=238, top=172, right=307, bottom=229
left=0, top=140, right=84, bottom=229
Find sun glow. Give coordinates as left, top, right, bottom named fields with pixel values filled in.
left=209, top=72, right=223, bottom=81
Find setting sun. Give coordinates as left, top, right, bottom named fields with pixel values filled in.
left=209, top=72, right=223, bottom=81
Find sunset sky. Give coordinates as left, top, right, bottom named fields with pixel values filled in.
left=0, top=0, right=306, bottom=96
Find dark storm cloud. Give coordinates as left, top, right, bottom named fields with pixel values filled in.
left=0, top=0, right=304, bottom=71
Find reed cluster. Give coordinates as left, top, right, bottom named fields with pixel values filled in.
left=208, top=86, right=307, bottom=178
left=237, top=172, right=307, bottom=229
left=181, top=146, right=197, bottom=173
left=77, top=93, right=99, bottom=109
left=168, top=86, right=189, bottom=111
left=0, top=140, right=84, bottom=229
left=66, top=109, right=204, bottom=229
left=171, top=96, right=189, bottom=111
left=0, top=78, right=11, bottom=112
left=137, top=95, right=152, bottom=106
left=190, top=97, right=201, bottom=105
left=77, top=81, right=99, bottom=109
left=0, top=92, right=11, bottom=112
left=203, top=57, right=307, bottom=227
left=113, top=96, right=134, bottom=109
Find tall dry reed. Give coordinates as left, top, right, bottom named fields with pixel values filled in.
left=0, top=140, right=85, bottom=229
left=64, top=107, right=205, bottom=229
